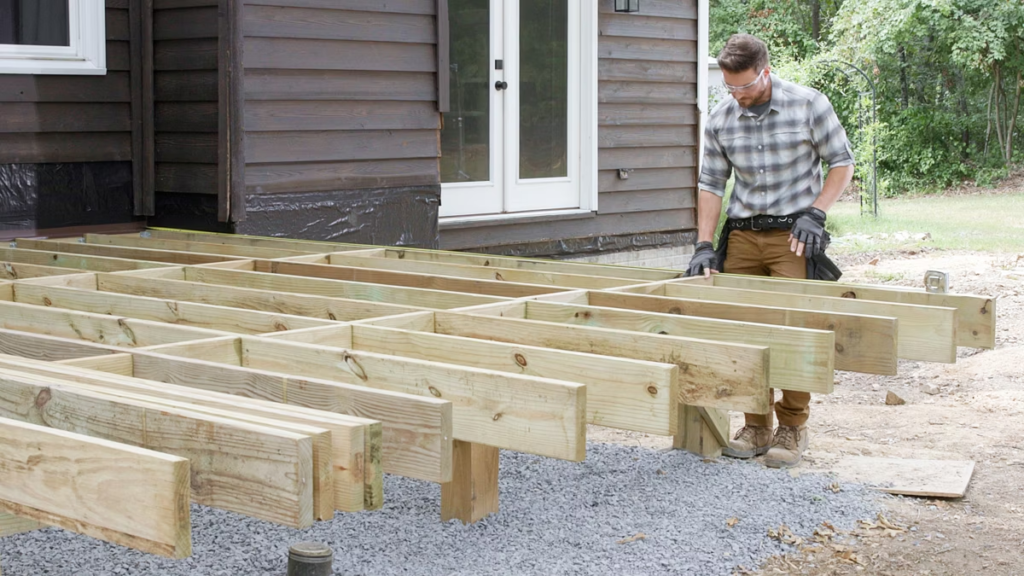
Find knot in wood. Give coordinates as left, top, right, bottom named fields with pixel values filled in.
left=646, top=386, right=658, bottom=396
left=35, top=388, right=52, bottom=409
left=841, top=291, right=857, bottom=299
left=342, top=353, right=368, bottom=381
left=514, top=353, right=528, bottom=367
left=42, top=297, right=52, bottom=306
left=428, top=386, right=442, bottom=398
left=668, top=307, right=682, bottom=315
left=492, top=413, right=502, bottom=421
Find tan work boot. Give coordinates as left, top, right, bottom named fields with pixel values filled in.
left=764, top=425, right=809, bottom=469
left=721, top=425, right=773, bottom=459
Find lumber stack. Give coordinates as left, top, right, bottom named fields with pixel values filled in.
left=0, top=229, right=995, bottom=557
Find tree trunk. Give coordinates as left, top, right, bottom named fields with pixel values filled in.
left=899, top=46, right=909, bottom=110
left=957, top=69, right=969, bottom=151
left=985, top=81, right=994, bottom=157
left=811, top=0, right=821, bottom=42
left=994, top=65, right=1005, bottom=157
left=1005, top=69, right=1022, bottom=163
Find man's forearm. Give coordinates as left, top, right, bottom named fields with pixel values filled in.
left=811, top=164, right=855, bottom=213
left=697, top=190, right=724, bottom=244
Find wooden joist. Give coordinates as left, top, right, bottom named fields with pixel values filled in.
left=523, top=300, right=835, bottom=394
left=183, top=265, right=507, bottom=310
left=258, top=259, right=570, bottom=299
left=238, top=337, right=587, bottom=461
left=13, top=282, right=336, bottom=334
left=0, top=369, right=315, bottom=528
left=660, top=281, right=957, bottom=363
left=0, top=417, right=191, bottom=558
left=141, top=228, right=372, bottom=253
left=0, top=247, right=171, bottom=272
left=583, top=290, right=900, bottom=376
left=0, top=353, right=383, bottom=513
left=95, top=272, right=425, bottom=320
left=14, top=238, right=241, bottom=266
left=351, top=323, right=679, bottom=435
left=709, top=274, right=995, bottom=349
left=0, top=300, right=232, bottom=347
left=85, top=233, right=314, bottom=259
left=121, top=350, right=453, bottom=484
left=432, top=311, right=772, bottom=414
left=326, top=253, right=637, bottom=290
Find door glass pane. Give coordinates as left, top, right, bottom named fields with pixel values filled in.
left=0, top=0, right=70, bottom=47
left=441, top=0, right=491, bottom=183
left=519, top=0, right=568, bottom=179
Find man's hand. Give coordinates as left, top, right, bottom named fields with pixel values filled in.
left=789, top=207, right=827, bottom=258
left=686, top=241, right=719, bottom=278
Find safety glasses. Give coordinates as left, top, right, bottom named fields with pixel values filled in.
left=722, top=69, right=766, bottom=93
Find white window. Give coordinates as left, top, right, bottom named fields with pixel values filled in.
left=0, top=0, right=106, bottom=75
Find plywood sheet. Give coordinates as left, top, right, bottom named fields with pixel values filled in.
left=830, top=457, right=975, bottom=498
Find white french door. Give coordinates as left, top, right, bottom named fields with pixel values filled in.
left=440, top=0, right=593, bottom=218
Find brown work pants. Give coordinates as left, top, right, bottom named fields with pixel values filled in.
left=722, top=228, right=811, bottom=428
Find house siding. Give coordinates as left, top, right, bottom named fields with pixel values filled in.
left=0, top=0, right=140, bottom=236
left=439, top=0, right=698, bottom=255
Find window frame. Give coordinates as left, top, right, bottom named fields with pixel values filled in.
left=0, top=0, right=106, bottom=75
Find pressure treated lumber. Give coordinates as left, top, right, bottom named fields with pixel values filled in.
left=0, top=417, right=191, bottom=558
left=662, top=281, right=957, bottom=363
left=239, top=337, right=587, bottom=462
left=123, top=351, right=453, bottom=483
left=96, top=273, right=425, bottom=320
left=45, top=380, right=336, bottom=520
left=56, top=352, right=135, bottom=375
left=674, top=405, right=724, bottom=458
left=0, top=513, right=44, bottom=537
left=13, top=283, right=334, bottom=334
left=85, top=233, right=312, bottom=259
left=142, top=228, right=371, bottom=253
left=0, top=327, right=127, bottom=362
left=183, top=266, right=507, bottom=310
left=710, top=274, right=996, bottom=349
left=351, top=323, right=678, bottom=435
left=441, top=441, right=499, bottom=524
left=524, top=300, right=835, bottom=394
left=584, top=291, right=899, bottom=375
left=327, top=253, right=634, bottom=290
left=258, top=259, right=569, bottom=299
left=0, top=247, right=171, bottom=272
left=0, top=262, right=87, bottom=280
left=14, top=238, right=241, bottom=265
left=0, top=369, right=315, bottom=528
left=433, top=311, right=772, bottom=415
left=0, top=300, right=232, bottom=347
left=22, top=354, right=382, bottom=513
left=356, top=246, right=684, bottom=282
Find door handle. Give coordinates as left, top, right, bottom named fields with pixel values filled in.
left=495, top=81, right=508, bottom=91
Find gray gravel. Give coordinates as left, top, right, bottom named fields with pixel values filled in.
left=1, top=443, right=882, bottom=576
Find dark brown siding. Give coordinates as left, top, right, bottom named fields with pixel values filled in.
left=153, top=1, right=220, bottom=196
left=241, top=2, right=442, bottom=195
left=439, top=0, right=698, bottom=252
left=0, top=0, right=142, bottom=233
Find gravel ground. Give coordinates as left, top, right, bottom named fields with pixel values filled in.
left=1, top=443, right=882, bottom=576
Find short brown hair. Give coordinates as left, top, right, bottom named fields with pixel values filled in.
left=717, top=34, right=769, bottom=73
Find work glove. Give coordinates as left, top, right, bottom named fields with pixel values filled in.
left=790, top=207, right=828, bottom=258
left=685, top=241, right=719, bottom=277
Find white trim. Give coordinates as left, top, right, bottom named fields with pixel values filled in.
left=0, top=0, right=106, bottom=75
left=440, top=0, right=598, bottom=220
left=696, top=0, right=710, bottom=175
left=439, top=208, right=593, bottom=229
left=578, top=0, right=599, bottom=212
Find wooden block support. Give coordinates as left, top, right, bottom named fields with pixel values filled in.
left=674, top=405, right=723, bottom=458
left=0, top=417, right=191, bottom=558
left=441, top=441, right=500, bottom=524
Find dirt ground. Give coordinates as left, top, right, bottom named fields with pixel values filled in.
left=590, top=248, right=1024, bottom=575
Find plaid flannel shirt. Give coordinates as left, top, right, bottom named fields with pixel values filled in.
left=698, top=75, right=854, bottom=219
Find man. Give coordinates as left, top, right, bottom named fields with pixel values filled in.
left=687, top=34, right=855, bottom=468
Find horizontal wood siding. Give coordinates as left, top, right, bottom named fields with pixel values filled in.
left=153, top=2, right=219, bottom=195
left=440, top=0, right=698, bottom=252
left=597, top=0, right=698, bottom=226
left=242, top=2, right=441, bottom=195
left=0, top=3, right=134, bottom=164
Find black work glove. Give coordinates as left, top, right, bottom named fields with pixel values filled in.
left=790, top=207, right=828, bottom=258
left=685, top=241, right=719, bottom=277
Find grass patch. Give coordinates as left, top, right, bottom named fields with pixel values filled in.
left=827, top=193, right=1024, bottom=254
